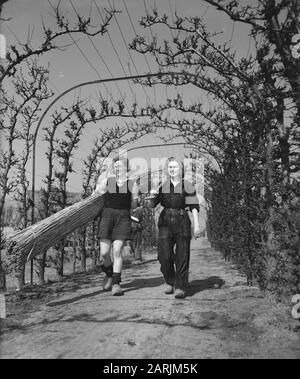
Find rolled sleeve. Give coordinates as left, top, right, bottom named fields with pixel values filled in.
left=153, top=190, right=162, bottom=207
left=184, top=181, right=200, bottom=212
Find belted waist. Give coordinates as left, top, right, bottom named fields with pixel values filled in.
left=164, top=208, right=186, bottom=215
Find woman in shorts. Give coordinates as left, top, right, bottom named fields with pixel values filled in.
left=94, top=157, right=139, bottom=296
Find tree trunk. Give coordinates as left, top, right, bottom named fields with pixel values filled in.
left=91, top=249, right=98, bottom=269
left=55, top=240, right=65, bottom=280
left=15, top=266, right=25, bottom=290
left=0, top=268, right=6, bottom=292
left=97, top=244, right=101, bottom=266
left=0, top=260, right=6, bottom=292
left=0, top=230, right=6, bottom=292
left=265, top=133, right=276, bottom=251
left=79, top=228, right=87, bottom=272
left=277, top=97, right=291, bottom=207
left=90, top=220, right=97, bottom=270
left=36, top=250, right=47, bottom=285
left=96, top=217, right=101, bottom=265
left=80, top=247, right=87, bottom=272
left=72, top=245, right=77, bottom=274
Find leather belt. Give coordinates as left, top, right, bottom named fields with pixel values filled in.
left=164, top=208, right=186, bottom=216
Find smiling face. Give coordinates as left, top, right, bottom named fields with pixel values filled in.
left=113, top=159, right=127, bottom=178
left=168, top=160, right=181, bottom=180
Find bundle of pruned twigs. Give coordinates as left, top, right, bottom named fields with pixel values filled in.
left=6, top=193, right=104, bottom=269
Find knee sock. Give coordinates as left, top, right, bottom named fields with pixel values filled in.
left=112, top=272, right=121, bottom=285
left=101, top=263, right=113, bottom=278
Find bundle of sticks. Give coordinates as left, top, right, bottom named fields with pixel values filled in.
left=6, top=169, right=161, bottom=270
left=6, top=193, right=104, bottom=269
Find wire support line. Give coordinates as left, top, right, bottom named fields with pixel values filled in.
left=168, top=0, right=176, bottom=39
left=86, top=35, right=124, bottom=102
left=93, top=0, right=136, bottom=99
left=142, top=0, right=158, bottom=106
left=47, top=0, right=102, bottom=81
left=107, top=0, right=151, bottom=104
left=122, top=0, right=152, bottom=75
left=122, top=0, right=156, bottom=106
left=67, top=0, right=113, bottom=103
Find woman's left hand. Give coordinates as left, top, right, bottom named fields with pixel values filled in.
left=194, top=225, right=201, bottom=239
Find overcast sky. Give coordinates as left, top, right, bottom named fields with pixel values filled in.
left=1, top=0, right=254, bottom=192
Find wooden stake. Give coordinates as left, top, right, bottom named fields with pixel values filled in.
left=0, top=293, right=6, bottom=319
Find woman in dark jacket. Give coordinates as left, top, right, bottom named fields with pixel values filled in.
left=147, top=157, right=201, bottom=299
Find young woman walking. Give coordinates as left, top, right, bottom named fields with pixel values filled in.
left=94, top=157, right=139, bottom=296
left=147, top=157, right=201, bottom=299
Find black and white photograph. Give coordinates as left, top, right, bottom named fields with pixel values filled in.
left=0, top=0, right=299, bottom=361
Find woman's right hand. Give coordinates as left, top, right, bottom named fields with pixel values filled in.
left=193, top=224, right=201, bottom=240
left=144, top=195, right=155, bottom=208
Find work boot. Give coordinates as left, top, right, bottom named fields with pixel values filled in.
left=164, top=284, right=174, bottom=294
left=112, top=283, right=123, bottom=296
left=103, top=275, right=113, bottom=291
left=174, top=289, right=186, bottom=299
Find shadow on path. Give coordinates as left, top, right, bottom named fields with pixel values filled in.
left=187, top=277, right=225, bottom=297
left=46, top=276, right=165, bottom=307
left=122, top=276, right=165, bottom=294
left=46, top=289, right=104, bottom=308
left=32, top=311, right=244, bottom=332
left=46, top=276, right=225, bottom=306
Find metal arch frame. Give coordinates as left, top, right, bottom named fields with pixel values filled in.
left=28, top=71, right=216, bottom=283
left=31, top=72, right=166, bottom=225
left=30, top=71, right=216, bottom=223
left=29, top=72, right=170, bottom=284
left=126, top=142, right=189, bottom=154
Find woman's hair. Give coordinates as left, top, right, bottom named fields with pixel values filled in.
left=164, top=156, right=184, bottom=178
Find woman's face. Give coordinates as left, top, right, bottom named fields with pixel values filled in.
left=168, top=160, right=181, bottom=179
left=114, top=160, right=127, bottom=177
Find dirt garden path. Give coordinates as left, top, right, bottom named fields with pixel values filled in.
left=1, top=238, right=300, bottom=359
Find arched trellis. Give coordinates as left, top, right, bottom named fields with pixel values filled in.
left=28, top=71, right=205, bottom=282
left=10, top=140, right=209, bottom=278
left=31, top=73, right=160, bottom=224
left=31, top=71, right=188, bottom=225
left=31, top=70, right=222, bottom=223
left=29, top=73, right=167, bottom=282
left=29, top=72, right=216, bottom=280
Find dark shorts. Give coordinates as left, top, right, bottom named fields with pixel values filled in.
left=99, top=208, right=131, bottom=241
